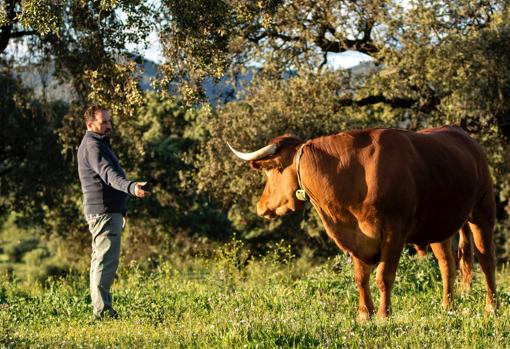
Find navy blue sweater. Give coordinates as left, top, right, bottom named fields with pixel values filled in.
left=77, top=131, right=136, bottom=217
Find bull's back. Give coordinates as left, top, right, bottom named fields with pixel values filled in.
left=340, top=126, right=490, bottom=244
left=308, top=126, right=491, bottom=245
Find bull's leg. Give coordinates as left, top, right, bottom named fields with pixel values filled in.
left=413, top=244, right=428, bottom=257
left=468, top=188, right=497, bottom=314
left=468, top=219, right=497, bottom=314
left=375, top=230, right=405, bottom=318
left=458, top=224, right=473, bottom=293
left=353, top=257, right=375, bottom=321
left=430, top=237, right=455, bottom=309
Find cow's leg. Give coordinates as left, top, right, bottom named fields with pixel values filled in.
left=468, top=216, right=497, bottom=314
left=458, top=224, right=473, bottom=293
left=375, top=228, right=405, bottom=318
left=353, top=256, right=375, bottom=321
left=430, top=237, right=455, bottom=309
left=413, top=244, right=428, bottom=257
left=467, top=187, right=497, bottom=314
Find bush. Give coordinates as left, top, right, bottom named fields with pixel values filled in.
left=23, top=248, right=50, bottom=266
left=3, top=239, right=40, bottom=263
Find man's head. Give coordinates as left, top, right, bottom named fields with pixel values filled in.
left=84, top=106, right=112, bottom=136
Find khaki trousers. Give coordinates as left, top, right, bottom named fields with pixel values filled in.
left=87, top=213, right=123, bottom=318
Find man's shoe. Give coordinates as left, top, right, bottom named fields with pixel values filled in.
left=93, top=308, right=120, bottom=321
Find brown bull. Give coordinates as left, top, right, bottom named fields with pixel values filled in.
left=229, top=126, right=497, bottom=319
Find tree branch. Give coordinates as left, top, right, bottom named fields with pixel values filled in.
left=334, top=90, right=442, bottom=116
left=10, top=30, right=38, bottom=38
left=315, top=36, right=379, bottom=56
left=0, top=0, right=20, bottom=54
left=336, top=95, right=414, bottom=109
left=0, top=24, right=13, bottom=54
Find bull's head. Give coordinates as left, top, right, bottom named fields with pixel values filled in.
left=228, top=135, right=306, bottom=219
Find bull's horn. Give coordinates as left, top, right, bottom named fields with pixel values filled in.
left=227, top=142, right=277, bottom=161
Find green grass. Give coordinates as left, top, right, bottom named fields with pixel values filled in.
left=1, top=245, right=510, bottom=348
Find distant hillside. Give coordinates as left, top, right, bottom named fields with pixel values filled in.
left=16, top=58, right=377, bottom=106
left=14, top=57, right=160, bottom=103
left=15, top=61, right=79, bottom=102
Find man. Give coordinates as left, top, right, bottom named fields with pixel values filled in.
left=77, top=105, right=150, bottom=320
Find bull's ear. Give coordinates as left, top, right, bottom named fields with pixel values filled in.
left=249, top=158, right=281, bottom=170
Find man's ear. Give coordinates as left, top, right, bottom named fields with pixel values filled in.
left=249, top=158, right=282, bottom=171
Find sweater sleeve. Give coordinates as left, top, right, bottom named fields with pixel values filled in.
left=86, top=141, right=136, bottom=195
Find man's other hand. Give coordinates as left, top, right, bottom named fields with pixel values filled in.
left=134, top=181, right=151, bottom=198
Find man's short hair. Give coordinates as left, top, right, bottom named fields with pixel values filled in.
left=84, top=105, right=106, bottom=125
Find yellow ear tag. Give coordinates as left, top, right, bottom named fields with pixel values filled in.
left=295, top=189, right=308, bottom=201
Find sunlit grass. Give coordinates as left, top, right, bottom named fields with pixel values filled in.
left=1, top=244, right=509, bottom=348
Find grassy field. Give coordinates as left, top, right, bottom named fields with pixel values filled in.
left=1, top=241, right=509, bottom=348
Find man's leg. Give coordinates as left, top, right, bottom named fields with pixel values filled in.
left=88, top=213, right=123, bottom=319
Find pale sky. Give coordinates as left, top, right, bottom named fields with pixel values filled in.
left=326, top=50, right=374, bottom=69
left=135, top=31, right=163, bottom=64
left=139, top=34, right=373, bottom=70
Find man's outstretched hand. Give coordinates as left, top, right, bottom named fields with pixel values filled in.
left=134, top=181, right=151, bottom=198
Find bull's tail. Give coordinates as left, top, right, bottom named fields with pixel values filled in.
left=457, top=224, right=473, bottom=293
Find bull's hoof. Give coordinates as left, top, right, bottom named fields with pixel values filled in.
left=484, top=304, right=498, bottom=317
left=357, top=311, right=371, bottom=322
left=376, top=309, right=390, bottom=320
left=441, top=299, right=453, bottom=310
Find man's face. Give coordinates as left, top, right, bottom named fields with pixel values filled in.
left=87, top=109, right=112, bottom=136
